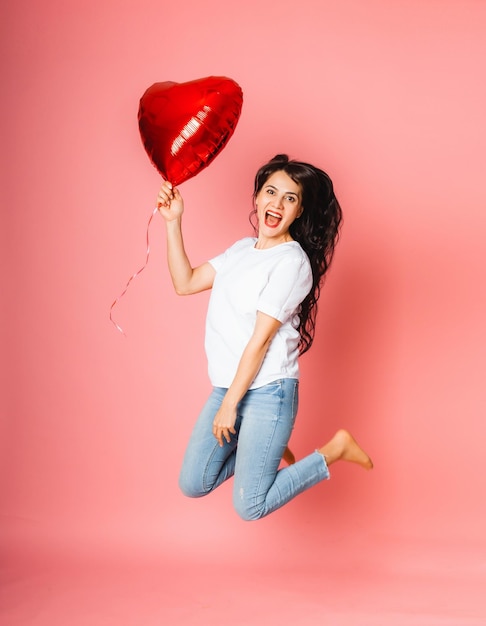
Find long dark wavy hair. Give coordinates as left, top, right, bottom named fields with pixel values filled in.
left=251, top=154, right=343, bottom=355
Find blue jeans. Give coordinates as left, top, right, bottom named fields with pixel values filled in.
left=179, top=379, right=330, bottom=521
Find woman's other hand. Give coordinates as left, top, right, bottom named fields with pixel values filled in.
left=212, top=403, right=237, bottom=447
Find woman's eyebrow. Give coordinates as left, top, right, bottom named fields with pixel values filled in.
left=264, top=184, right=299, bottom=196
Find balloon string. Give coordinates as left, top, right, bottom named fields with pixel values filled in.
left=110, top=206, right=159, bottom=335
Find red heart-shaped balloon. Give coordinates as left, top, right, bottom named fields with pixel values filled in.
left=138, top=76, right=243, bottom=186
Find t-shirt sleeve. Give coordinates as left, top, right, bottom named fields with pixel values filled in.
left=257, top=254, right=313, bottom=323
left=208, top=250, right=226, bottom=272
left=208, top=238, right=253, bottom=273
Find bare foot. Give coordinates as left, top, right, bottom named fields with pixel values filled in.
left=282, top=446, right=295, bottom=465
left=319, top=429, right=373, bottom=470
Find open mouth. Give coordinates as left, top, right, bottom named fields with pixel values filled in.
left=264, top=210, right=282, bottom=228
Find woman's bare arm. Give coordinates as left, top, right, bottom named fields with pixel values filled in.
left=212, top=311, right=282, bottom=446
left=157, top=182, right=215, bottom=295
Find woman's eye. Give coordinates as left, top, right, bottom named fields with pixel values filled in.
left=266, top=189, right=274, bottom=195
left=286, top=196, right=295, bottom=202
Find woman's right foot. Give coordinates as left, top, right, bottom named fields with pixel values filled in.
left=319, top=429, right=373, bottom=470
left=283, top=446, right=296, bottom=465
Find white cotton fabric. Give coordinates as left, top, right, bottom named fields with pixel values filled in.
left=205, top=237, right=313, bottom=389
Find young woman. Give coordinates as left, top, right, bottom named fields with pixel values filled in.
left=157, top=154, right=372, bottom=521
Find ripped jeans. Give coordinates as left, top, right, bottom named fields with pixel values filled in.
left=178, top=378, right=330, bottom=521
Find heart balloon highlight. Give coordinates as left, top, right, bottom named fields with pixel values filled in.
left=138, top=76, right=243, bottom=186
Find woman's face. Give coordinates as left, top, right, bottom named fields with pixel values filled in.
left=255, top=171, right=303, bottom=247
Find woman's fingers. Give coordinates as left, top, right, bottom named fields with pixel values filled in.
left=212, top=425, right=236, bottom=446
left=157, top=182, right=173, bottom=207
left=223, top=429, right=232, bottom=444
left=217, top=430, right=225, bottom=447
left=156, top=182, right=184, bottom=220
left=212, top=423, right=222, bottom=446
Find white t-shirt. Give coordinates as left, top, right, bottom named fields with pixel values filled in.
left=206, top=237, right=313, bottom=389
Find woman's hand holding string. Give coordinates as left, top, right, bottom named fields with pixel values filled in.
left=157, top=181, right=184, bottom=221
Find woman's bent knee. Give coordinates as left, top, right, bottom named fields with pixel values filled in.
left=233, top=491, right=266, bottom=521
left=178, top=473, right=208, bottom=498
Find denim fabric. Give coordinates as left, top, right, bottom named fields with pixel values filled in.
left=179, top=379, right=330, bottom=521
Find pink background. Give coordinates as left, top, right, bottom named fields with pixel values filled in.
left=2, top=0, right=485, bottom=624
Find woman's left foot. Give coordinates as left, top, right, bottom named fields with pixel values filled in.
left=319, top=429, right=373, bottom=470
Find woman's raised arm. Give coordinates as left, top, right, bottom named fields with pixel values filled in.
left=157, top=181, right=215, bottom=295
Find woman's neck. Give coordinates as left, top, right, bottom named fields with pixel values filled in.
left=254, top=233, right=293, bottom=250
